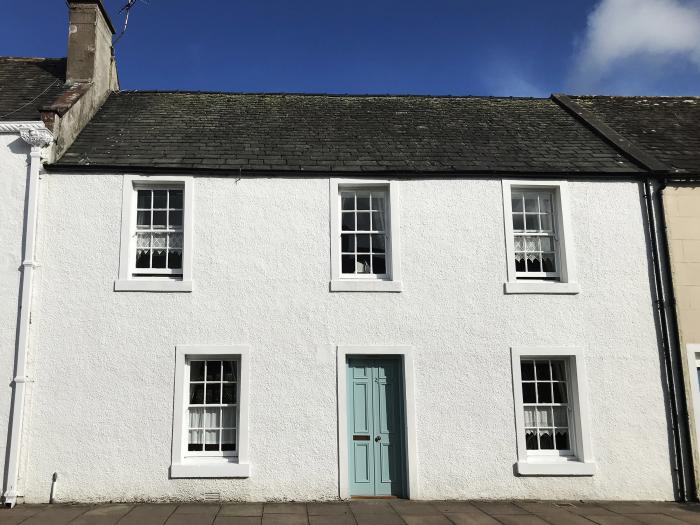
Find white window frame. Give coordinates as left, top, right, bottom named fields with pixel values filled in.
left=511, top=346, right=595, bottom=476
left=171, top=345, right=250, bottom=478
left=115, top=175, right=194, bottom=292
left=502, top=180, right=579, bottom=295
left=329, top=179, right=402, bottom=292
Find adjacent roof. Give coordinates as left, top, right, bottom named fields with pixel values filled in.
left=0, top=57, right=66, bottom=121
left=54, top=91, right=640, bottom=174
left=571, top=96, right=700, bottom=173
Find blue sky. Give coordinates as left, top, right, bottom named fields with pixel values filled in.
left=2, top=0, right=700, bottom=96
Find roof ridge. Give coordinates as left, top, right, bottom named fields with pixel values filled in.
left=0, top=56, right=66, bottom=62
left=113, top=90, right=550, bottom=100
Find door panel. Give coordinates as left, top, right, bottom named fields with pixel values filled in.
left=347, top=357, right=405, bottom=497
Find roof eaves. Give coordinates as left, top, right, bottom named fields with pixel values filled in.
left=552, top=93, right=671, bottom=174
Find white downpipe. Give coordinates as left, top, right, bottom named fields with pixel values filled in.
left=3, top=127, right=52, bottom=508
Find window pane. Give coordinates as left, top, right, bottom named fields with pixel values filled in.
left=222, top=384, right=237, bottom=404
left=169, top=210, right=183, bottom=227
left=137, top=211, right=150, bottom=228
left=190, top=361, right=205, bottom=381
left=221, top=430, right=236, bottom=451
left=356, top=254, right=371, bottom=274
left=525, top=196, right=538, bottom=212
left=341, top=254, right=355, bottom=274
left=206, top=384, right=221, bottom=404
left=372, top=194, right=386, bottom=212
left=520, top=361, right=534, bottom=381
left=152, top=211, right=167, bottom=229
left=372, top=234, right=385, bottom=253
left=223, top=361, right=237, bottom=382
left=522, top=382, right=536, bottom=403
left=137, top=190, right=151, bottom=208
left=204, top=408, right=220, bottom=429
left=189, top=384, right=204, bottom=404
left=356, top=212, right=371, bottom=231
left=168, top=250, right=182, bottom=270
left=356, top=234, right=370, bottom=253
left=169, top=190, right=183, bottom=209
left=515, top=258, right=526, bottom=272
left=135, top=249, right=150, bottom=268
left=539, top=430, right=554, bottom=449
left=205, top=430, right=219, bottom=451
left=512, top=214, right=524, bottom=231
left=222, top=407, right=236, bottom=428
left=188, top=408, right=204, bottom=428
left=356, top=195, right=370, bottom=210
left=535, top=361, right=550, bottom=380
left=373, top=255, right=386, bottom=275
left=523, top=406, right=536, bottom=427
left=542, top=254, right=556, bottom=272
left=341, top=213, right=354, bottom=231
left=525, top=429, right=538, bottom=450
left=153, top=190, right=167, bottom=208
left=540, top=237, right=553, bottom=251
left=136, top=233, right=150, bottom=248
left=551, top=361, right=566, bottom=380
left=341, top=192, right=355, bottom=210
left=188, top=430, right=203, bottom=451
left=553, top=407, right=568, bottom=427
left=511, top=196, right=523, bottom=212
left=341, top=234, right=354, bottom=252
left=537, top=383, right=552, bottom=403
left=553, top=382, right=568, bottom=404
left=206, top=361, right=222, bottom=381
left=526, top=258, right=541, bottom=272
left=372, top=212, right=385, bottom=231
left=525, top=214, right=539, bottom=230
left=169, top=233, right=183, bottom=249
left=151, top=250, right=166, bottom=268
left=536, top=407, right=552, bottom=427
left=152, top=233, right=167, bottom=249
left=555, top=429, right=570, bottom=450
left=541, top=214, right=553, bottom=231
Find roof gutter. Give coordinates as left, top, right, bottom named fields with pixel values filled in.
left=1, top=124, right=54, bottom=508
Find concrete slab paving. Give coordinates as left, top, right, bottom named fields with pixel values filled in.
left=3, top=500, right=700, bottom=525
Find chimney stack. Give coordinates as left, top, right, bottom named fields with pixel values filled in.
left=40, top=0, right=118, bottom=162
left=66, top=0, right=117, bottom=91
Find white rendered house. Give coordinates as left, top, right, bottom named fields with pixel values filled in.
left=1, top=1, right=695, bottom=506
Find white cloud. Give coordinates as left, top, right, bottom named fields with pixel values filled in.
left=571, top=0, right=700, bottom=91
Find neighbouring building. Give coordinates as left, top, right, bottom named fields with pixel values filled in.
left=2, top=1, right=699, bottom=506
left=0, top=0, right=117, bottom=507
left=567, top=96, right=700, bottom=499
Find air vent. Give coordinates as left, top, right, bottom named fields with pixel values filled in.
left=203, top=492, right=221, bottom=502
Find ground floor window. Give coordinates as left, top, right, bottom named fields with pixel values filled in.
left=511, top=347, right=595, bottom=476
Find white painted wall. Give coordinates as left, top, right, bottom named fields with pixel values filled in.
left=17, top=174, right=673, bottom=502
left=0, top=134, right=30, bottom=490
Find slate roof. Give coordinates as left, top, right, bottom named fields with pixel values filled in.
left=54, top=91, right=640, bottom=174
left=0, top=57, right=66, bottom=121
left=571, top=96, right=700, bottom=173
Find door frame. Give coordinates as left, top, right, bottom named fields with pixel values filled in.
left=337, top=345, right=418, bottom=499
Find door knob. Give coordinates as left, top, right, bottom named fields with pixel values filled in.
left=375, top=436, right=381, bottom=442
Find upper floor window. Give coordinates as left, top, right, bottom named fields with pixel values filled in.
left=135, top=188, right=184, bottom=275
left=502, top=180, right=579, bottom=295
left=115, top=176, right=193, bottom=292
left=330, top=179, right=402, bottom=292
left=340, top=189, right=388, bottom=276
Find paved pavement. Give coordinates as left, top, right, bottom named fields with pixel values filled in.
left=2, top=500, right=700, bottom=525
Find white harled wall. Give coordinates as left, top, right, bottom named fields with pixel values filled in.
left=17, top=174, right=673, bottom=502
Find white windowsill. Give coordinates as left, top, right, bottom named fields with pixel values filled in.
left=170, top=461, right=250, bottom=478
left=504, top=281, right=580, bottom=295
left=330, top=279, right=403, bottom=292
left=114, top=279, right=193, bottom=292
left=516, top=459, right=596, bottom=476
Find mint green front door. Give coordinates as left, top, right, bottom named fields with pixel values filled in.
left=347, top=357, right=405, bottom=497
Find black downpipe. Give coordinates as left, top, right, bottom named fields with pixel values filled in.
left=643, top=178, right=692, bottom=502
